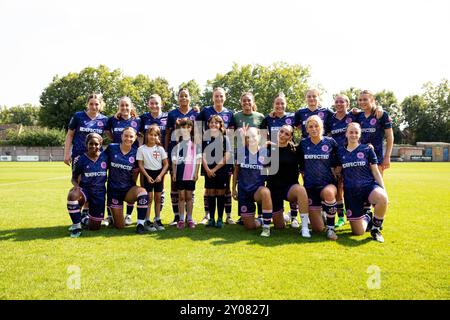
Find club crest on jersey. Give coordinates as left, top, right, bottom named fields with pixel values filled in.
left=322, top=145, right=329, bottom=152
left=258, top=156, right=265, bottom=163
left=357, top=152, right=365, bottom=159
left=346, top=117, right=353, bottom=124
left=223, top=115, right=229, bottom=121
left=370, top=118, right=377, bottom=126
left=131, top=121, right=137, bottom=128
left=190, top=115, right=196, bottom=120
left=128, top=157, right=135, bottom=164
left=241, top=206, right=248, bottom=213
left=97, top=121, right=104, bottom=127
left=161, top=118, right=167, bottom=125
left=286, top=118, right=292, bottom=125
left=101, top=162, right=107, bottom=169
left=318, top=112, right=324, bottom=119
left=152, top=151, right=160, bottom=158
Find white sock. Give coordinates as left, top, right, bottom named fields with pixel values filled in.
left=137, top=219, right=145, bottom=226
left=300, top=213, right=309, bottom=228
left=73, top=223, right=81, bottom=229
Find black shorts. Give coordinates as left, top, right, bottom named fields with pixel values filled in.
left=80, top=187, right=105, bottom=222
left=107, top=188, right=130, bottom=209
left=142, top=169, right=164, bottom=193
left=269, top=184, right=296, bottom=213
left=305, top=186, right=324, bottom=209
left=345, top=184, right=381, bottom=221
left=204, top=167, right=228, bottom=190
left=176, top=180, right=196, bottom=191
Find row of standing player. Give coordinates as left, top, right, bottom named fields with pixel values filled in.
left=64, top=88, right=392, bottom=241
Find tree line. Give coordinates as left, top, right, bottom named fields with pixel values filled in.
left=1, top=64, right=449, bottom=144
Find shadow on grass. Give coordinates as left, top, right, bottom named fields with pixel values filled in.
left=0, top=223, right=376, bottom=247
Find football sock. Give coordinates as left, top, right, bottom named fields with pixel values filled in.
left=81, top=208, right=89, bottom=220
left=217, top=195, right=225, bottom=221
left=171, top=191, right=179, bottom=219
left=136, top=193, right=148, bottom=221
left=225, top=193, right=232, bottom=215
left=67, top=201, right=81, bottom=225
left=207, top=195, right=216, bottom=221
left=337, top=201, right=345, bottom=218
left=290, top=202, right=298, bottom=218
left=322, top=201, right=337, bottom=228
left=300, top=213, right=309, bottom=229
left=126, top=202, right=134, bottom=217
left=204, top=195, right=210, bottom=218
left=262, top=210, right=272, bottom=228
left=107, top=206, right=112, bottom=218
left=160, top=190, right=165, bottom=211
left=372, top=215, right=384, bottom=229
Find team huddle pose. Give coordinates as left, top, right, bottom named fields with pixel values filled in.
left=64, top=88, right=392, bottom=243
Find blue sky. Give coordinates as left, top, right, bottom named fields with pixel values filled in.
left=0, top=0, right=449, bottom=107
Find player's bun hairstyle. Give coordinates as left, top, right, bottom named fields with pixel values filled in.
left=146, top=125, right=162, bottom=146
left=207, top=115, right=225, bottom=135
left=240, top=92, right=258, bottom=112
left=85, top=132, right=103, bottom=146
left=86, top=93, right=105, bottom=112
left=115, top=96, right=138, bottom=119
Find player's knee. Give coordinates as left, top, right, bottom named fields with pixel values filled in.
left=67, top=189, right=80, bottom=202
left=260, top=187, right=271, bottom=199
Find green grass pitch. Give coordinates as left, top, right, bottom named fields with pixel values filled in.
left=0, top=162, right=448, bottom=299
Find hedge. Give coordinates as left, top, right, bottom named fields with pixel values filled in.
left=2, top=127, right=66, bottom=146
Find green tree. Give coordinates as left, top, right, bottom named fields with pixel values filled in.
left=375, top=90, right=404, bottom=144
left=200, top=62, right=311, bottom=114
left=402, top=79, right=450, bottom=143
left=39, top=65, right=173, bottom=129
left=0, top=104, right=40, bottom=126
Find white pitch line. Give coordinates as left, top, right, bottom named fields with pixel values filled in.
left=0, top=176, right=68, bottom=187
